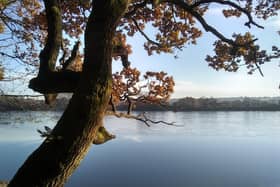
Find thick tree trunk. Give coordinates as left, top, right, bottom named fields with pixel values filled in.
left=8, top=1, right=129, bottom=187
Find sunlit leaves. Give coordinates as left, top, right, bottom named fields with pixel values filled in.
left=144, top=71, right=174, bottom=102
left=112, top=31, right=132, bottom=60
left=223, top=9, right=242, bottom=18
left=112, top=67, right=174, bottom=105
left=205, top=32, right=276, bottom=74
left=254, top=0, right=280, bottom=19
left=60, top=0, right=91, bottom=38
left=112, top=67, right=141, bottom=104
left=122, top=1, right=204, bottom=55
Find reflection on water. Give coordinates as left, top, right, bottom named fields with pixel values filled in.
left=1, top=111, right=280, bottom=187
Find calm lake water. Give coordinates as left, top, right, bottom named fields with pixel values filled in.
left=1, top=111, right=280, bottom=187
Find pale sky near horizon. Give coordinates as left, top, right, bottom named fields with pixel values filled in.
left=1, top=6, right=280, bottom=99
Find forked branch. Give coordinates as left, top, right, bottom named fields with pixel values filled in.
left=106, top=111, right=178, bottom=127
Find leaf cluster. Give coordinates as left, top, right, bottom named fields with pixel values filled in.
left=112, top=67, right=174, bottom=105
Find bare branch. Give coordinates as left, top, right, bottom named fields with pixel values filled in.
left=0, top=51, right=37, bottom=67
left=131, top=17, right=162, bottom=47
left=255, top=62, right=264, bottom=77
left=106, top=111, right=151, bottom=127
left=106, top=111, right=179, bottom=127
left=0, top=51, right=19, bottom=59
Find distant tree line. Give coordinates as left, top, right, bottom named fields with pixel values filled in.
left=171, top=97, right=280, bottom=111
left=1, top=96, right=280, bottom=112
left=0, top=96, right=68, bottom=111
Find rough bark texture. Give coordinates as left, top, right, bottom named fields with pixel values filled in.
left=8, top=1, right=129, bottom=186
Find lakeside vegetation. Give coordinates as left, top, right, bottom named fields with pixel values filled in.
left=1, top=96, right=280, bottom=112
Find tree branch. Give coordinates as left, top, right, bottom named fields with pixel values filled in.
left=37, top=125, right=115, bottom=145
left=61, top=41, right=81, bottom=70
left=109, top=94, right=117, bottom=112
left=163, top=0, right=258, bottom=47
left=106, top=111, right=178, bottom=127
left=29, top=71, right=81, bottom=94
left=39, top=0, right=62, bottom=74
left=124, top=1, right=148, bottom=18
left=190, top=0, right=264, bottom=29
left=131, top=17, right=182, bottom=50
left=131, top=17, right=162, bottom=47
left=29, top=45, right=132, bottom=95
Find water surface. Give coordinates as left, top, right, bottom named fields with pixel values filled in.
left=1, top=111, right=280, bottom=187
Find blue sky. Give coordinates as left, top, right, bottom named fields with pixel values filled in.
left=112, top=8, right=280, bottom=98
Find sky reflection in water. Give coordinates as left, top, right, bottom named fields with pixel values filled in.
left=1, top=111, right=280, bottom=187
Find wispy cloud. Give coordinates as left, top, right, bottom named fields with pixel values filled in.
left=123, top=135, right=143, bottom=143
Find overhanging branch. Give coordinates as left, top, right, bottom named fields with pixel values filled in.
left=29, top=71, right=81, bottom=94
left=161, top=0, right=259, bottom=47
left=190, top=0, right=264, bottom=29
left=106, top=111, right=178, bottom=127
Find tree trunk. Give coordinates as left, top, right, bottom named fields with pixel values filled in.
left=8, top=1, right=129, bottom=187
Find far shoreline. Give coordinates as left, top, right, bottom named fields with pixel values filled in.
left=1, top=95, right=280, bottom=112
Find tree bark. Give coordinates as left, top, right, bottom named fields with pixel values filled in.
left=8, top=1, right=129, bottom=186
left=29, top=71, right=81, bottom=93
left=38, top=0, right=63, bottom=105
left=39, top=0, right=62, bottom=75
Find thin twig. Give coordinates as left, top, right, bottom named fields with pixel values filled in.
left=106, top=111, right=180, bottom=127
